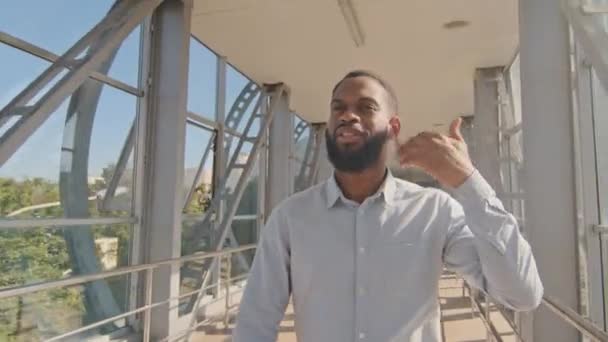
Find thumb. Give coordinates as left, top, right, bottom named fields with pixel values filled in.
left=449, top=117, right=464, bottom=141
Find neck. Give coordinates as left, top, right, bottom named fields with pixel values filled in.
left=334, top=164, right=388, bottom=204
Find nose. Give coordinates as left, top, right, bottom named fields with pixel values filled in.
left=338, top=108, right=360, bottom=126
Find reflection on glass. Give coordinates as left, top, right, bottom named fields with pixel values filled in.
left=0, top=274, right=130, bottom=341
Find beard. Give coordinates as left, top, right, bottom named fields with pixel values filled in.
left=325, top=127, right=389, bottom=173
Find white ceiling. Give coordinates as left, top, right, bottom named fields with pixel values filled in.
left=191, top=0, right=518, bottom=138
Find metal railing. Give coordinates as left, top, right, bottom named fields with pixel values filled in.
left=0, top=244, right=257, bottom=342
left=465, top=282, right=608, bottom=342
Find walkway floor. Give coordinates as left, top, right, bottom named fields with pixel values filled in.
left=192, top=273, right=518, bottom=342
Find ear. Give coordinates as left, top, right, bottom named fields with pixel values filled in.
left=389, top=116, right=401, bottom=139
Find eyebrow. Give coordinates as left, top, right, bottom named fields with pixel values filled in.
left=330, top=97, right=380, bottom=106
left=358, top=97, right=380, bottom=106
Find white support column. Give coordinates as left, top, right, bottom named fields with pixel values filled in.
left=316, top=125, right=334, bottom=183
left=519, top=0, right=579, bottom=340
left=472, top=67, right=505, bottom=194
left=266, top=87, right=293, bottom=212
left=140, top=0, right=191, bottom=339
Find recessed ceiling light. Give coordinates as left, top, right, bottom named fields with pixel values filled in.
left=443, top=20, right=470, bottom=30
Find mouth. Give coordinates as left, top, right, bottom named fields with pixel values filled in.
left=335, top=127, right=366, bottom=144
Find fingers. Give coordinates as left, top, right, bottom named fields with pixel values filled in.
left=449, top=118, right=464, bottom=141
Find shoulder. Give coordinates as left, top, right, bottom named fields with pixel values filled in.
left=269, top=182, right=326, bottom=219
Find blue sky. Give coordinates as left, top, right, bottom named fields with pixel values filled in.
left=0, top=0, right=253, bottom=181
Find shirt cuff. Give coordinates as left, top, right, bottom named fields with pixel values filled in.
left=451, top=169, right=496, bottom=209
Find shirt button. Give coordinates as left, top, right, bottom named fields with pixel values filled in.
left=359, top=332, right=366, bottom=339
left=359, top=247, right=366, bottom=254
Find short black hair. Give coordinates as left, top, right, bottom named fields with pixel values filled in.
left=332, top=70, right=398, bottom=113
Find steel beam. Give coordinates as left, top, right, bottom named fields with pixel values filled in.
left=266, top=87, right=294, bottom=210
left=139, top=0, right=192, bottom=338
left=472, top=68, right=506, bottom=194
left=519, top=0, right=580, bottom=340
left=308, top=123, right=326, bottom=186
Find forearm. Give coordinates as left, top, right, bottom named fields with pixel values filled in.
left=452, top=170, right=543, bottom=310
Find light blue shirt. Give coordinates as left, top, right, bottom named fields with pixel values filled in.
left=233, top=170, right=543, bottom=342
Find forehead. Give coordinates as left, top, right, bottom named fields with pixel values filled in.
left=332, top=76, right=388, bottom=103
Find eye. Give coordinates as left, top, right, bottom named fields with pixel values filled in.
left=360, top=103, right=377, bottom=113
left=331, top=104, right=345, bottom=112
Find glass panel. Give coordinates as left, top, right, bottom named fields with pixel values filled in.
left=183, top=124, right=214, bottom=214
left=0, top=1, right=114, bottom=55
left=188, top=37, right=217, bottom=120
left=107, top=24, right=142, bottom=87
left=0, top=224, right=132, bottom=285
left=0, top=224, right=133, bottom=339
left=0, top=44, right=50, bottom=111
left=0, top=81, right=138, bottom=219
left=230, top=237, right=256, bottom=279
left=0, top=273, right=133, bottom=341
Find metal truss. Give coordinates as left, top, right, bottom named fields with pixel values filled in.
left=223, top=81, right=262, bottom=162
left=0, top=0, right=162, bottom=167
left=101, top=120, right=136, bottom=212
left=295, top=122, right=325, bottom=191
left=182, top=84, right=287, bottom=333
left=0, top=31, right=142, bottom=97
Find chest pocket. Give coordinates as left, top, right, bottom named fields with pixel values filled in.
left=375, top=239, right=425, bottom=297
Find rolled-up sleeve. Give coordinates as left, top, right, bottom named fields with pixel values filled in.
left=232, top=207, right=291, bottom=342
left=442, top=170, right=543, bottom=311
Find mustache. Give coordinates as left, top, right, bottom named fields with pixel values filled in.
left=333, top=122, right=363, bottom=136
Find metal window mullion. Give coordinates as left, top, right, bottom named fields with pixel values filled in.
left=129, top=13, right=153, bottom=331
left=0, top=31, right=142, bottom=97
left=211, top=56, right=228, bottom=299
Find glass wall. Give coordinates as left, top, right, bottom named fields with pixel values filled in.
left=0, top=2, right=142, bottom=340
left=0, top=2, right=319, bottom=337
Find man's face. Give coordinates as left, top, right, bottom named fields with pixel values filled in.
left=326, top=76, right=399, bottom=172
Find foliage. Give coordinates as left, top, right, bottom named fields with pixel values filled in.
left=0, top=175, right=131, bottom=341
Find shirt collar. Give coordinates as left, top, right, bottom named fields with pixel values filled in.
left=325, top=169, right=397, bottom=208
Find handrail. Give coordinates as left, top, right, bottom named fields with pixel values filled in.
left=0, top=244, right=258, bottom=342
left=0, top=244, right=256, bottom=299
left=471, top=288, right=608, bottom=342
left=542, top=295, right=608, bottom=342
